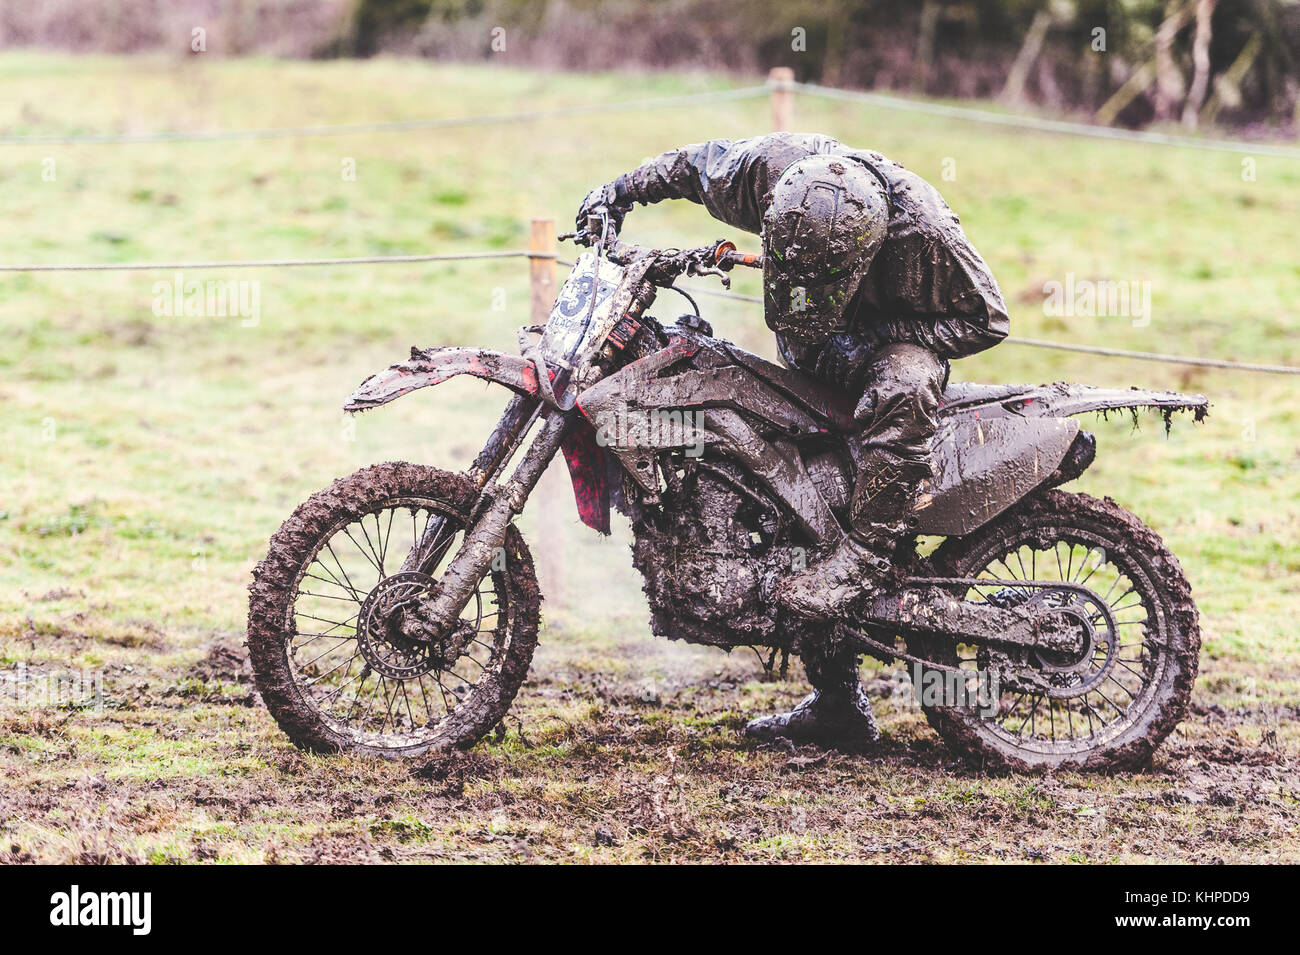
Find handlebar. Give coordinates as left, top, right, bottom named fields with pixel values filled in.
left=563, top=204, right=763, bottom=267
left=559, top=220, right=764, bottom=288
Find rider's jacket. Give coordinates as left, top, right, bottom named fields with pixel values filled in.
left=614, top=133, right=1009, bottom=364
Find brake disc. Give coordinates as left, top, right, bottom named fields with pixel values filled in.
left=356, top=571, right=442, bottom=679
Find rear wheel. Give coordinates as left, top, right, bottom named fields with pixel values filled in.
left=909, top=490, right=1199, bottom=771
left=247, top=462, right=540, bottom=758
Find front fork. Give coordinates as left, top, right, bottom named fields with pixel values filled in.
left=402, top=397, right=573, bottom=641
left=400, top=273, right=652, bottom=638
left=398, top=393, right=537, bottom=576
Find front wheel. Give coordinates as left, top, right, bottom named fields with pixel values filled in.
left=247, top=462, right=540, bottom=758
left=909, top=490, right=1200, bottom=772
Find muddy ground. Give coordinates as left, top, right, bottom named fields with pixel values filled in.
left=1, top=610, right=1294, bottom=864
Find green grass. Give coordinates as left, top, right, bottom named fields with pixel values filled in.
left=0, top=53, right=1297, bottom=863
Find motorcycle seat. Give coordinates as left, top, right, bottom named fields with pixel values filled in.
left=939, top=381, right=1036, bottom=412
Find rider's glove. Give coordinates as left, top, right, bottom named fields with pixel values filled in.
left=816, top=333, right=879, bottom=393
left=575, top=180, right=632, bottom=244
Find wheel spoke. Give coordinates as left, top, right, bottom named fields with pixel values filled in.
left=295, top=610, right=359, bottom=632
left=378, top=510, right=396, bottom=570
left=323, top=542, right=367, bottom=601
left=318, top=656, right=363, bottom=708
left=305, top=649, right=362, bottom=687
left=304, top=564, right=360, bottom=601
left=350, top=521, right=385, bottom=576
left=299, top=589, right=362, bottom=603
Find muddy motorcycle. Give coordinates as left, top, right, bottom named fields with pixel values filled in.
left=248, top=225, right=1206, bottom=771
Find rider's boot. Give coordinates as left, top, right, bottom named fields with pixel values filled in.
left=773, top=532, right=895, bottom=619
left=774, top=451, right=930, bottom=619
left=745, top=641, right=881, bottom=749
left=758, top=451, right=928, bottom=746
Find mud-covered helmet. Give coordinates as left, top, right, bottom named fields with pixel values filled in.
left=761, top=155, right=887, bottom=343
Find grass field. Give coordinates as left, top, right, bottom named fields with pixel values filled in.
left=1, top=52, right=1297, bottom=863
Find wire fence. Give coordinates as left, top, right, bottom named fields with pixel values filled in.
left=2, top=77, right=1296, bottom=376
left=0, top=251, right=552, bottom=272
left=1003, top=337, right=1300, bottom=374
left=674, top=280, right=1300, bottom=376
left=3, top=73, right=1292, bottom=158
left=792, top=82, right=1300, bottom=160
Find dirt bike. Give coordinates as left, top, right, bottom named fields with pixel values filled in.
left=247, top=216, right=1207, bottom=772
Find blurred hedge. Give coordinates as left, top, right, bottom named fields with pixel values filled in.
left=4, top=0, right=1297, bottom=131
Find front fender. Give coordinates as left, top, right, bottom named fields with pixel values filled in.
left=344, top=346, right=539, bottom=412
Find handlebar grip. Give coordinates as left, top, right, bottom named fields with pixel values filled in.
left=711, top=239, right=762, bottom=270
left=724, top=250, right=764, bottom=269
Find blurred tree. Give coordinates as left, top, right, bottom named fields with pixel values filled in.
left=17, top=0, right=1292, bottom=130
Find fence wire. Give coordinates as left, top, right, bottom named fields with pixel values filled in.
left=1, top=79, right=1294, bottom=376
left=678, top=281, right=1299, bottom=375
left=792, top=81, right=1300, bottom=160
left=0, top=251, right=553, bottom=272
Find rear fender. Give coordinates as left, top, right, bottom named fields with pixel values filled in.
left=918, top=384, right=1207, bottom=536
left=962, top=382, right=1208, bottom=424
left=344, top=346, right=538, bottom=412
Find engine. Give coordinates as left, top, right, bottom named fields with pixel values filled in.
left=629, top=458, right=808, bottom=650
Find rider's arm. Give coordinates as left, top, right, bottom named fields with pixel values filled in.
left=584, top=134, right=822, bottom=237
left=609, top=139, right=770, bottom=234
left=860, top=233, right=1010, bottom=360
left=864, top=281, right=1010, bottom=360
left=614, top=140, right=734, bottom=206
left=865, top=307, right=1009, bottom=360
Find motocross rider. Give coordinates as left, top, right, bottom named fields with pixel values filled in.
left=576, top=133, right=1009, bottom=746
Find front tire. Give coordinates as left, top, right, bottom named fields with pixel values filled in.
left=910, top=490, right=1200, bottom=772
left=247, top=462, right=540, bottom=758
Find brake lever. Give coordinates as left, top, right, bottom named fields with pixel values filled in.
left=687, top=261, right=731, bottom=289
left=560, top=204, right=616, bottom=249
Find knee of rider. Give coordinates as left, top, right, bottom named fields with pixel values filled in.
left=853, top=346, right=944, bottom=423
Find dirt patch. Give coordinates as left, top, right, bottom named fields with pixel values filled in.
left=179, top=635, right=258, bottom=706
left=34, top=588, right=85, bottom=603
left=268, top=827, right=384, bottom=865
left=190, top=639, right=253, bottom=686
left=413, top=750, right=500, bottom=797
left=1165, top=734, right=1287, bottom=768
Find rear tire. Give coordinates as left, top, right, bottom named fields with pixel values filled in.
left=247, top=462, right=540, bottom=759
left=909, top=489, right=1199, bottom=772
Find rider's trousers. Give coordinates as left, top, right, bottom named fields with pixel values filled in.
left=779, top=336, right=949, bottom=545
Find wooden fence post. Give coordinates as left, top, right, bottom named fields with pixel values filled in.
left=529, top=217, right=556, bottom=325
left=528, top=217, right=567, bottom=613
left=769, top=67, right=795, bottom=131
